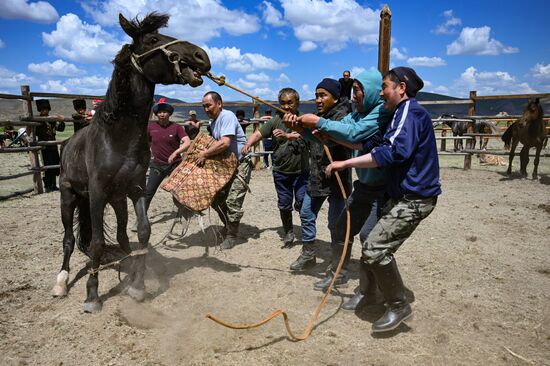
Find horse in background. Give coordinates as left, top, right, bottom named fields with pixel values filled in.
left=502, top=98, right=546, bottom=179
left=51, top=12, right=211, bottom=313
left=439, top=114, right=497, bottom=151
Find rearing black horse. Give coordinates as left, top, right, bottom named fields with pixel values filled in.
left=51, top=13, right=211, bottom=313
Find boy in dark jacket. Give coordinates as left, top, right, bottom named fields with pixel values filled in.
left=326, top=67, right=441, bottom=332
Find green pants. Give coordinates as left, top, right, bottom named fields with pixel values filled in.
left=212, top=157, right=253, bottom=224
left=362, top=196, right=437, bottom=265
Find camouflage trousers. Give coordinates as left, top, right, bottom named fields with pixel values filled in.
left=211, top=156, right=253, bottom=224
left=362, top=196, right=438, bottom=266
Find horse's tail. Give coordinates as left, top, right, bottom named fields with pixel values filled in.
left=501, top=122, right=516, bottom=149
left=75, top=200, right=92, bottom=256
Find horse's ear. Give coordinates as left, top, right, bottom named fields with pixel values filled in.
left=119, top=13, right=137, bottom=39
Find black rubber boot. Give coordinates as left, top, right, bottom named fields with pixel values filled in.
left=371, top=257, right=412, bottom=333
left=221, top=221, right=239, bottom=250
left=289, top=241, right=316, bottom=271
left=341, top=262, right=383, bottom=311
left=279, top=209, right=295, bottom=247
left=313, top=270, right=348, bottom=291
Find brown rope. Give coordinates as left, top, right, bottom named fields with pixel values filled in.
left=204, top=72, right=352, bottom=341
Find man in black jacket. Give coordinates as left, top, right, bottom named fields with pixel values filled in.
left=290, top=78, right=352, bottom=270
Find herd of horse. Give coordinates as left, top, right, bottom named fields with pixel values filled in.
left=47, top=12, right=547, bottom=313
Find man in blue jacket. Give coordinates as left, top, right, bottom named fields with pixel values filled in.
left=326, top=66, right=441, bottom=332
left=284, top=68, right=391, bottom=308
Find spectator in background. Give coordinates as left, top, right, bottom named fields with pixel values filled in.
left=339, top=70, right=354, bottom=100
left=35, top=99, right=65, bottom=192
left=71, top=99, right=88, bottom=133
left=87, top=99, right=103, bottom=120
left=260, top=109, right=273, bottom=168
left=235, top=109, right=251, bottom=134
left=183, top=110, right=201, bottom=139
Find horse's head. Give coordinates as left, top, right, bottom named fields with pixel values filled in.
left=523, top=98, right=543, bottom=120
left=120, top=13, right=211, bottom=87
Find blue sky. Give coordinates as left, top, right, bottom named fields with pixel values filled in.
left=0, top=0, right=549, bottom=102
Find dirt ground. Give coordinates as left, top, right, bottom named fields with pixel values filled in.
left=0, top=150, right=549, bottom=366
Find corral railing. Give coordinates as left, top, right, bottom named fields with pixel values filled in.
left=1, top=86, right=549, bottom=199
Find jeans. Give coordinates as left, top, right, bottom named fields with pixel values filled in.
left=329, top=180, right=387, bottom=273
left=300, top=191, right=346, bottom=243
left=272, top=171, right=308, bottom=212
left=144, top=160, right=178, bottom=212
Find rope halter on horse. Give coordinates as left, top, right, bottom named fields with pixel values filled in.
left=130, top=39, right=190, bottom=83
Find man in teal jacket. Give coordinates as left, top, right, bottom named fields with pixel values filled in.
left=284, top=68, right=391, bottom=310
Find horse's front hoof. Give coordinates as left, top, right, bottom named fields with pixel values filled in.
left=127, top=286, right=146, bottom=302
left=83, top=301, right=103, bottom=313
left=52, top=270, right=69, bottom=297
left=52, top=284, right=67, bottom=297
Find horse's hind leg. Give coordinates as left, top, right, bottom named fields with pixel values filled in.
left=519, top=146, right=529, bottom=178
left=110, top=198, right=131, bottom=254
left=52, top=186, right=78, bottom=297
left=507, top=139, right=519, bottom=176
left=128, top=193, right=151, bottom=302
left=532, top=143, right=543, bottom=180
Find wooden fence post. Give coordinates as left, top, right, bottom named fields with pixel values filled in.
left=466, top=90, right=476, bottom=149
left=251, top=98, right=262, bottom=170
left=441, top=129, right=447, bottom=151
left=377, top=5, right=392, bottom=75
left=21, top=85, right=43, bottom=194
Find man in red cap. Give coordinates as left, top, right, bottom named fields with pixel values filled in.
left=137, top=98, right=191, bottom=226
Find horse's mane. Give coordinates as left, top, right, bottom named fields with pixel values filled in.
left=124, top=12, right=169, bottom=38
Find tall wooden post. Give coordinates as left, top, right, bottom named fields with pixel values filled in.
left=466, top=90, right=477, bottom=149
left=21, top=85, right=43, bottom=194
left=251, top=98, right=262, bottom=169
left=378, top=5, right=392, bottom=75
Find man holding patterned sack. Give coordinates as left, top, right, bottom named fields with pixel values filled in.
left=200, top=91, right=251, bottom=250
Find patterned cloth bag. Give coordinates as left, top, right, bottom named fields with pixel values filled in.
left=162, top=132, right=237, bottom=211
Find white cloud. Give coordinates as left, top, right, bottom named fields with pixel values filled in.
left=0, top=39, right=5, bottom=48
left=279, top=0, right=379, bottom=53
left=299, top=41, right=317, bottom=52
left=262, top=1, right=288, bottom=27
left=0, top=67, right=33, bottom=88
left=453, top=66, right=536, bottom=96
left=203, top=46, right=287, bottom=73
left=42, top=14, right=123, bottom=64
left=301, top=84, right=313, bottom=99
left=39, top=75, right=110, bottom=95
left=391, top=47, right=407, bottom=60
left=82, top=0, right=259, bottom=44
left=447, top=26, right=519, bottom=56
left=350, top=67, right=366, bottom=78
left=433, top=10, right=461, bottom=35
left=28, top=59, right=85, bottom=77
left=407, top=56, right=447, bottom=67
left=236, top=78, right=257, bottom=89
left=251, top=87, right=277, bottom=100
left=278, top=73, right=291, bottom=83
left=532, top=63, right=550, bottom=80
left=246, top=72, right=271, bottom=83
left=0, top=0, right=58, bottom=23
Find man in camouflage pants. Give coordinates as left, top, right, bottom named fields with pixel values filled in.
left=327, top=67, right=441, bottom=333
left=200, top=91, right=252, bottom=250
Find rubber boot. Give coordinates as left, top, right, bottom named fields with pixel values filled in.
left=341, top=261, right=383, bottom=311
left=280, top=209, right=295, bottom=247
left=221, top=221, right=239, bottom=250
left=313, top=241, right=351, bottom=291
left=371, top=257, right=412, bottom=333
left=289, top=241, right=316, bottom=271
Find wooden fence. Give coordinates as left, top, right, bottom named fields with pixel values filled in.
left=0, top=86, right=549, bottom=199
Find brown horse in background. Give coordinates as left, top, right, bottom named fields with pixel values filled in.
left=51, top=13, right=210, bottom=313
left=502, top=98, right=546, bottom=179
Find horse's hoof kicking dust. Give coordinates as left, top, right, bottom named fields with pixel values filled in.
left=51, top=270, right=69, bottom=297
left=83, top=301, right=103, bottom=313
left=127, top=286, right=145, bottom=302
